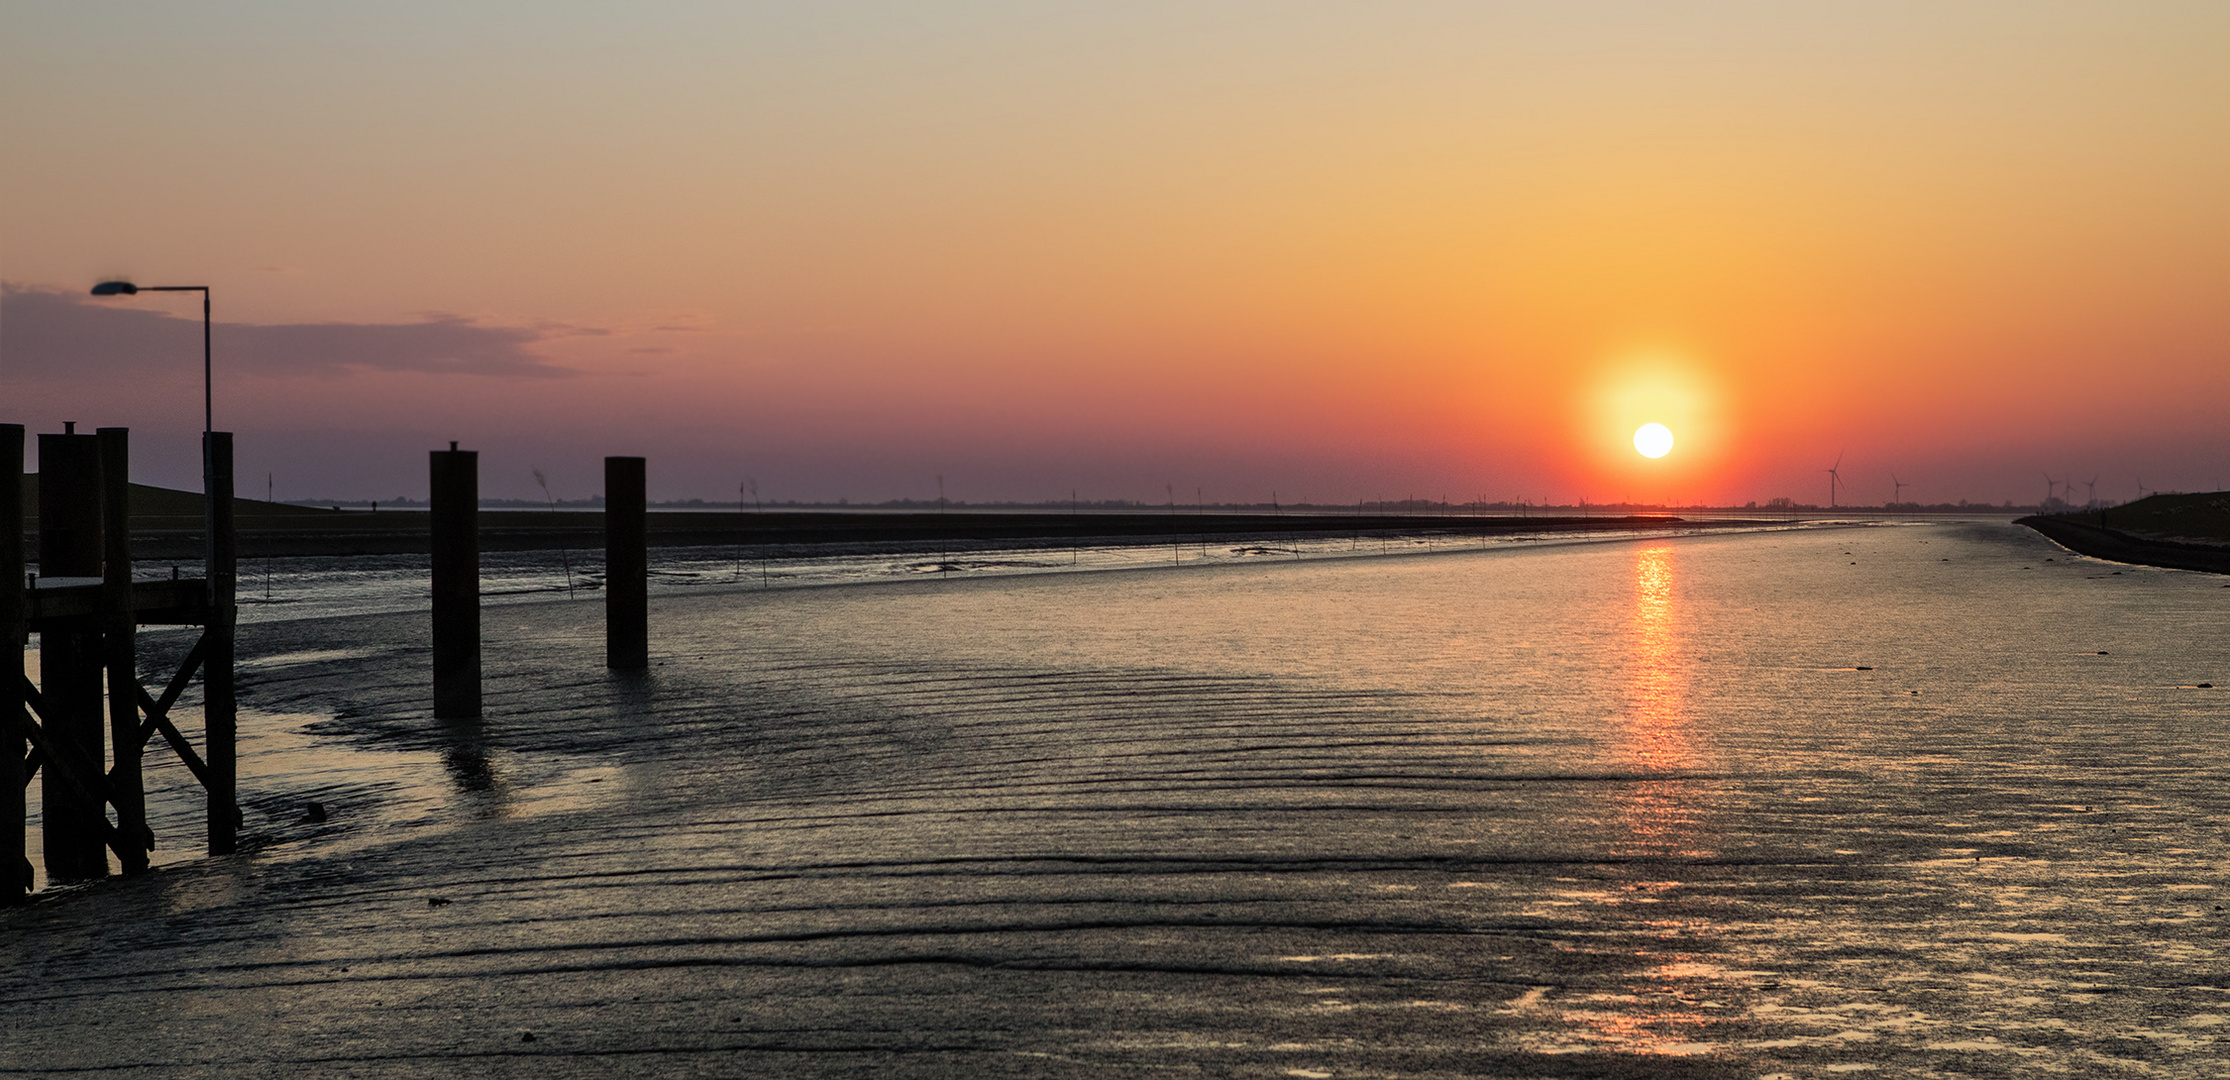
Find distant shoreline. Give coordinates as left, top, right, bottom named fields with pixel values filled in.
left=52, top=511, right=1785, bottom=561
left=2017, top=515, right=2230, bottom=575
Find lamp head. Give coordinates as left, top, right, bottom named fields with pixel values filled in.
left=90, top=281, right=139, bottom=296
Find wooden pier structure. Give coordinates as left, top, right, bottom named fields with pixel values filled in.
left=6, top=423, right=237, bottom=901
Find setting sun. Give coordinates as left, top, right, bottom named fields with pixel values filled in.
left=1634, top=423, right=1675, bottom=459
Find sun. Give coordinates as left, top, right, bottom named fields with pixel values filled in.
left=1633, top=423, right=1674, bottom=459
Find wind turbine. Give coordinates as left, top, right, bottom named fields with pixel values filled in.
left=2136, top=476, right=2151, bottom=500
left=2043, top=473, right=2059, bottom=509
left=1890, top=472, right=1909, bottom=507
left=1825, top=452, right=1846, bottom=509
left=2083, top=475, right=2099, bottom=510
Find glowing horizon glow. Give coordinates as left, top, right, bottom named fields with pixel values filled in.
left=2, top=5, right=2227, bottom=503
left=1634, top=423, right=1675, bottom=459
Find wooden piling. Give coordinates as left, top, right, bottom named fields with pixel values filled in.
left=2, top=425, right=26, bottom=901
left=431, top=443, right=480, bottom=718
left=204, top=432, right=238, bottom=856
left=36, top=429, right=109, bottom=881
left=605, top=456, right=647, bottom=670
left=99, top=429, right=148, bottom=873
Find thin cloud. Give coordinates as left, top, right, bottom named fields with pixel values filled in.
left=525, top=318, right=610, bottom=339
left=1, top=283, right=576, bottom=380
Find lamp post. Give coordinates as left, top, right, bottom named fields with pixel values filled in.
left=91, top=281, right=210, bottom=436
left=90, top=279, right=235, bottom=854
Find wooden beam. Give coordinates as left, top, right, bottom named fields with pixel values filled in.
left=18, top=674, right=48, bottom=726
left=606, top=456, right=648, bottom=669
left=3, top=422, right=26, bottom=901
left=132, top=637, right=207, bottom=752
left=24, top=578, right=207, bottom=626
left=203, top=432, right=239, bottom=856
left=35, top=428, right=108, bottom=882
left=14, top=703, right=119, bottom=822
left=100, top=427, right=149, bottom=875
left=431, top=444, right=480, bottom=718
left=134, top=682, right=213, bottom=790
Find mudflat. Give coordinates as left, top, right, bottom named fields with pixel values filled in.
left=7, top=525, right=2229, bottom=1077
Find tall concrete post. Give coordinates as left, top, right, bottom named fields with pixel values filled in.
left=431, top=443, right=480, bottom=718
left=99, top=428, right=148, bottom=873
left=36, top=428, right=109, bottom=881
left=2, top=425, right=27, bottom=901
left=204, top=431, right=238, bottom=856
left=605, top=456, right=647, bottom=670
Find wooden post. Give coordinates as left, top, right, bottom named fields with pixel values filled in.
left=99, top=428, right=148, bottom=873
left=2, top=424, right=27, bottom=901
left=36, top=429, right=109, bottom=881
left=431, top=443, right=480, bottom=718
left=605, top=456, right=647, bottom=670
left=204, top=432, right=238, bottom=856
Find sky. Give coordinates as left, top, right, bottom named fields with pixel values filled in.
left=4, top=1, right=2226, bottom=507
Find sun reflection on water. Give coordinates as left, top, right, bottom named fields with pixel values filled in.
left=1559, top=545, right=1730, bottom=1056
left=1615, top=544, right=1710, bottom=860
left=1623, top=545, right=1695, bottom=772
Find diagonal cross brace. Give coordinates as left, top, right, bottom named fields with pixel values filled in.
left=15, top=677, right=51, bottom=789
left=131, top=638, right=214, bottom=789
left=135, top=637, right=206, bottom=750
left=135, top=685, right=213, bottom=791
left=12, top=678, right=134, bottom=855
left=19, top=674, right=49, bottom=727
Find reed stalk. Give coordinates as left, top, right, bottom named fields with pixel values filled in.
left=532, top=468, right=576, bottom=598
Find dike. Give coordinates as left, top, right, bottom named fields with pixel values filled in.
left=2017, top=514, right=2230, bottom=575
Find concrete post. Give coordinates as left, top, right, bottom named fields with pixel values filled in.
left=431, top=443, right=480, bottom=718
left=605, top=456, right=647, bottom=670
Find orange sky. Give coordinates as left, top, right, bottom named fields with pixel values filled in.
left=4, top=3, right=2226, bottom=504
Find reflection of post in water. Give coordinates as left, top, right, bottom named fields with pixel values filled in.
left=1616, top=544, right=1707, bottom=858
left=442, top=742, right=500, bottom=793
left=437, top=734, right=512, bottom=816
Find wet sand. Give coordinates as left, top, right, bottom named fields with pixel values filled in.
left=7, top=527, right=2230, bottom=1077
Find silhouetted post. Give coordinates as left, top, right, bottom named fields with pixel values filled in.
left=99, top=428, right=148, bottom=874
left=606, top=456, right=647, bottom=669
left=204, top=431, right=238, bottom=855
left=2, top=425, right=27, bottom=901
left=37, top=428, right=109, bottom=881
left=431, top=443, right=480, bottom=718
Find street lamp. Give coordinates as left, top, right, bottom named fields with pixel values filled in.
left=89, top=278, right=237, bottom=855
left=91, top=281, right=211, bottom=436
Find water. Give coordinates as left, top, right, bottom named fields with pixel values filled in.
left=10, top=518, right=2230, bottom=1075
left=211, top=517, right=1823, bottom=624
left=22, top=520, right=1807, bottom=881
left=636, top=519, right=2225, bottom=1071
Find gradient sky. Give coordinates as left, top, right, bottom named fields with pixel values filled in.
left=5, top=2, right=2226, bottom=506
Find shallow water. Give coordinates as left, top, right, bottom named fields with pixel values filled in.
left=19, top=519, right=1815, bottom=880
left=180, top=517, right=1824, bottom=624
left=9, top=518, right=2230, bottom=1077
